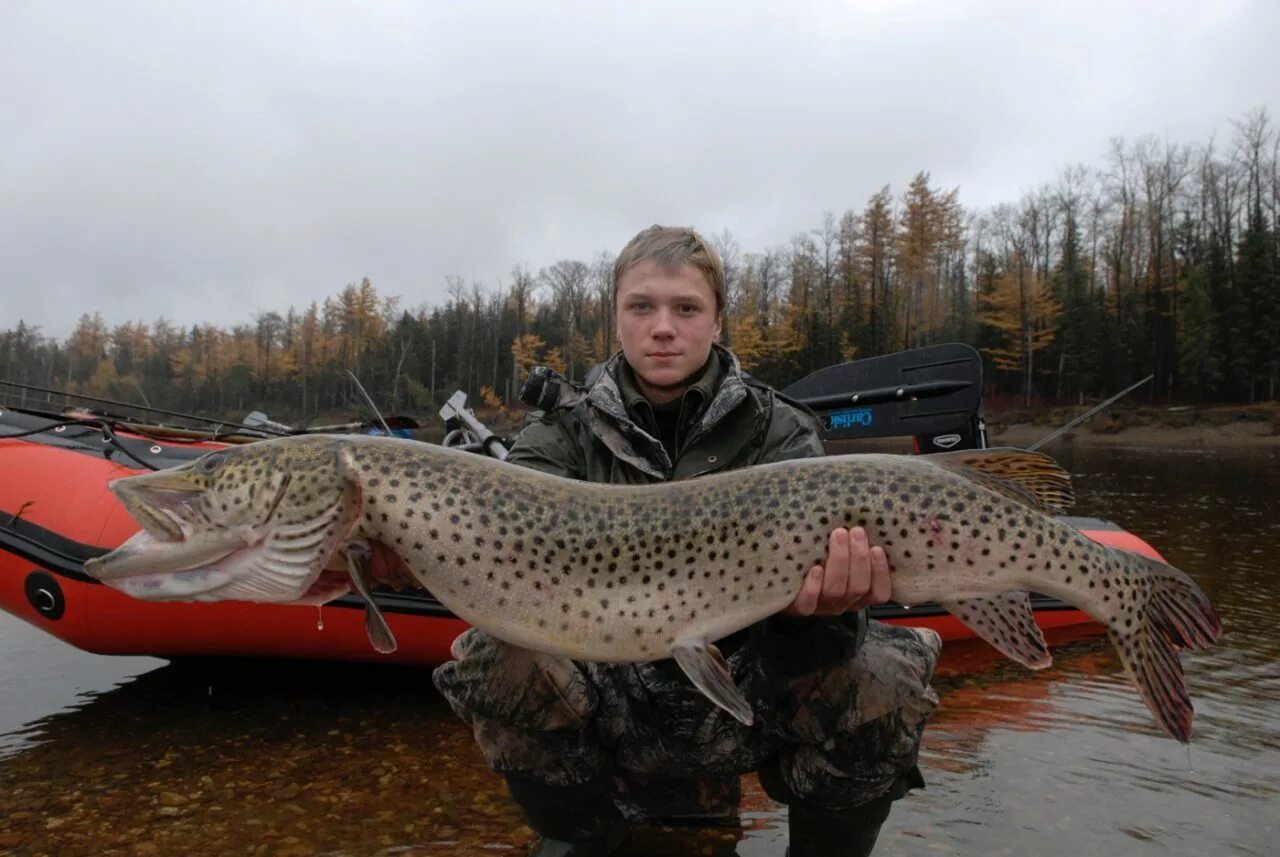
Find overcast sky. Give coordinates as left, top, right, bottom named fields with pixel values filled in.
left=3, top=0, right=1277, bottom=339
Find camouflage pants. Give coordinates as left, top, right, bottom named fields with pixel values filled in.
left=432, top=618, right=940, bottom=813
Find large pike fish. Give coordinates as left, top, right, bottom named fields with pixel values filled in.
left=83, top=436, right=1221, bottom=741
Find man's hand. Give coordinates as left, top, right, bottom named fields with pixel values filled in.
left=782, top=527, right=892, bottom=618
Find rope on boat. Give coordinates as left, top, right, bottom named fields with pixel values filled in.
left=0, top=417, right=163, bottom=471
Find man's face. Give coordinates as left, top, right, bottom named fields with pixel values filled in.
left=615, top=260, right=722, bottom=403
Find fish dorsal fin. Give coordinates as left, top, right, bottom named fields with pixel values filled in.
left=927, top=448, right=1074, bottom=515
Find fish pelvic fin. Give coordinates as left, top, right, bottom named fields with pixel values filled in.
left=928, top=448, right=1074, bottom=514
left=1109, top=551, right=1222, bottom=743
left=671, top=639, right=754, bottom=726
left=344, top=541, right=399, bottom=655
left=938, top=591, right=1052, bottom=669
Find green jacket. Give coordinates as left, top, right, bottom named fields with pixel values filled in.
left=508, top=344, right=824, bottom=482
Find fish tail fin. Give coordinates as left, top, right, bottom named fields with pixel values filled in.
left=1108, top=551, right=1222, bottom=743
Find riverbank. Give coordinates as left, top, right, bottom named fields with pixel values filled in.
left=988, top=402, right=1280, bottom=449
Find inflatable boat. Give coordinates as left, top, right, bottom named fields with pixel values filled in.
left=7, top=345, right=1164, bottom=666
left=0, top=395, right=1144, bottom=668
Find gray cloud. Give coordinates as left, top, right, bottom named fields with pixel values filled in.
left=3, top=0, right=1277, bottom=337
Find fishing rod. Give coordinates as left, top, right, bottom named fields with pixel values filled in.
left=1027, top=375, right=1155, bottom=452
left=0, top=379, right=294, bottom=437
left=345, top=370, right=394, bottom=437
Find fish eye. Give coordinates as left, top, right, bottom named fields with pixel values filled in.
left=197, top=452, right=227, bottom=475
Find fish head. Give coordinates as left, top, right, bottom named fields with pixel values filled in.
left=84, top=436, right=362, bottom=604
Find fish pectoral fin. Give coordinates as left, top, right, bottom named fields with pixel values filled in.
left=671, top=639, right=753, bottom=726
left=938, top=591, right=1052, bottom=669
left=928, top=448, right=1074, bottom=514
left=344, top=542, right=398, bottom=655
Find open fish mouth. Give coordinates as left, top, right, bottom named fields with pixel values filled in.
left=84, top=526, right=250, bottom=583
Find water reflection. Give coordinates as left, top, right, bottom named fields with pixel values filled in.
left=1, top=446, right=1276, bottom=856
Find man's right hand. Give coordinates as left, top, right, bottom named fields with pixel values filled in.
left=781, top=526, right=892, bottom=618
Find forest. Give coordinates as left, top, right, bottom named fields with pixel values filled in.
left=2, top=109, right=1277, bottom=425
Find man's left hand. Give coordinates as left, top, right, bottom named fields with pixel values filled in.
left=782, top=526, right=892, bottom=617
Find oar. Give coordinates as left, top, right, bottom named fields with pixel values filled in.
left=781, top=343, right=986, bottom=449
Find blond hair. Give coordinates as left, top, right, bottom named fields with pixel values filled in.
left=612, top=225, right=726, bottom=313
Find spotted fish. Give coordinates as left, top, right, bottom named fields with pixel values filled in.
left=82, top=435, right=1221, bottom=742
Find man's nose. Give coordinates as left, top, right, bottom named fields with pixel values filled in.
left=651, top=308, right=676, bottom=337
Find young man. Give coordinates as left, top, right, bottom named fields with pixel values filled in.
left=431, top=226, right=940, bottom=857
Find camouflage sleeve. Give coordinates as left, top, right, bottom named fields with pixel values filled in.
left=505, top=412, right=588, bottom=480
left=752, top=393, right=825, bottom=466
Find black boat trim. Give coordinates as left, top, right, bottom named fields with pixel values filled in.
left=0, top=507, right=455, bottom=618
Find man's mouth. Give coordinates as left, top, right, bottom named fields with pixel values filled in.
left=649, top=352, right=681, bottom=359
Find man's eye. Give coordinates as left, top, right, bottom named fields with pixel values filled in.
left=678, top=304, right=698, bottom=314
left=630, top=302, right=650, bottom=312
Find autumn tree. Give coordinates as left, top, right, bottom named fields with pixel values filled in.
left=980, top=260, right=1061, bottom=405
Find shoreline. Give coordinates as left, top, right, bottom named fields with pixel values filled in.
left=988, top=401, right=1280, bottom=449
left=990, top=421, right=1279, bottom=449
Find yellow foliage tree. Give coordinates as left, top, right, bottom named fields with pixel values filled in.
left=730, top=313, right=767, bottom=372
left=542, top=347, right=567, bottom=376
left=979, top=267, right=1061, bottom=403
left=564, top=328, right=593, bottom=379
left=768, top=301, right=806, bottom=365
left=479, top=385, right=504, bottom=408
left=511, top=333, right=547, bottom=379
left=590, top=327, right=614, bottom=364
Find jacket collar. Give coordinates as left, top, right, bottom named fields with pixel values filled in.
left=575, top=344, right=751, bottom=479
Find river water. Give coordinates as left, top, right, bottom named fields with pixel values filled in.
left=1, top=444, right=1276, bottom=856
